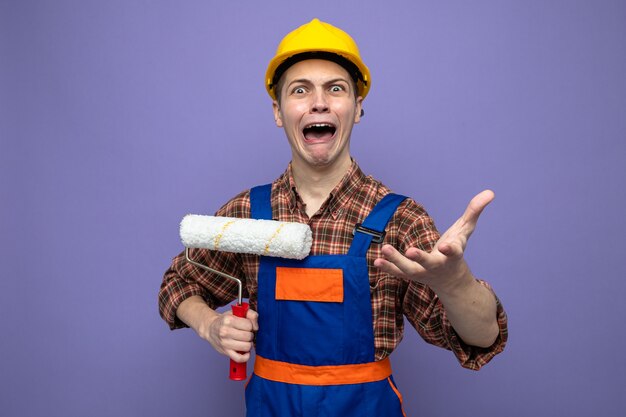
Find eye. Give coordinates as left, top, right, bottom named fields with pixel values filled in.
left=292, top=86, right=307, bottom=95
left=329, top=85, right=345, bottom=93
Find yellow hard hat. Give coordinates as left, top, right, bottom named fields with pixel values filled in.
left=265, top=18, right=371, bottom=100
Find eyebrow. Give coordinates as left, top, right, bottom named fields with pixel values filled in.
left=286, top=77, right=351, bottom=89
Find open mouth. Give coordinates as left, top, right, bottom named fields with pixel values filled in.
left=302, top=123, right=337, bottom=142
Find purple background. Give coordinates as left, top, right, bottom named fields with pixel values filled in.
left=2, top=1, right=625, bottom=416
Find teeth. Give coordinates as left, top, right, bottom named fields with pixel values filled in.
left=305, top=123, right=334, bottom=129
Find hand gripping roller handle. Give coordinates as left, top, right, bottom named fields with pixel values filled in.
left=179, top=215, right=313, bottom=381
left=185, top=248, right=249, bottom=381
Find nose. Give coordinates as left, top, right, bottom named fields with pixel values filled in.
left=310, top=89, right=329, bottom=113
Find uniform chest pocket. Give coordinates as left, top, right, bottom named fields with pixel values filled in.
left=275, top=267, right=344, bottom=302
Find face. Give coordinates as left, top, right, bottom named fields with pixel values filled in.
left=273, top=59, right=363, bottom=170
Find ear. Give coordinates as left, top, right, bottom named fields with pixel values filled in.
left=353, top=96, right=364, bottom=124
left=272, top=100, right=283, bottom=128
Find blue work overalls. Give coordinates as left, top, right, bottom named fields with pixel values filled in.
left=245, top=184, right=407, bottom=417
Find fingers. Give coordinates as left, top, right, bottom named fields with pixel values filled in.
left=223, top=310, right=256, bottom=332
left=437, top=240, right=464, bottom=259
left=230, top=351, right=252, bottom=363
left=406, top=245, right=458, bottom=270
left=461, top=189, right=495, bottom=228
left=374, top=244, right=426, bottom=279
left=373, top=257, right=408, bottom=279
left=223, top=311, right=258, bottom=363
left=208, top=310, right=258, bottom=361
left=373, top=191, right=494, bottom=285
left=218, top=321, right=254, bottom=362
left=247, top=309, right=259, bottom=331
left=404, top=247, right=428, bottom=264
left=221, top=313, right=256, bottom=344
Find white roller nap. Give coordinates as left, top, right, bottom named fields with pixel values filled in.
left=180, top=215, right=312, bottom=260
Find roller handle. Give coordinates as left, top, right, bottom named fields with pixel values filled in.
left=229, top=302, right=249, bottom=381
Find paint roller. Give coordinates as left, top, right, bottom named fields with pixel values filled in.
left=180, top=214, right=313, bottom=380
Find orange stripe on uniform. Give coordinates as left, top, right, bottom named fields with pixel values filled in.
left=387, top=377, right=407, bottom=417
left=275, top=267, right=343, bottom=302
left=253, top=355, right=392, bottom=386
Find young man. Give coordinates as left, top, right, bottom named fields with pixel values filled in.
left=159, top=18, right=507, bottom=416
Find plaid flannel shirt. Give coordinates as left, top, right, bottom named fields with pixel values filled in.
left=159, top=161, right=507, bottom=370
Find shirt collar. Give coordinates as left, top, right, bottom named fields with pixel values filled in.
left=326, top=160, right=365, bottom=219
left=275, top=163, right=301, bottom=214
left=275, top=160, right=366, bottom=219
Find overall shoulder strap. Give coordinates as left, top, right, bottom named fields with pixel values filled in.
left=250, top=184, right=273, bottom=220
left=347, top=193, right=408, bottom=257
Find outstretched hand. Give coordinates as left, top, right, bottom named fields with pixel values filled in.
left=374, top=190, right=495, bottom=293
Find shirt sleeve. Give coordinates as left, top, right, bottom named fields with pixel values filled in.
left=398, top=200, right=508, bottom=370
left=158, top=192, right=250, bottom=330
left=158, top=248, right=246, bottom=330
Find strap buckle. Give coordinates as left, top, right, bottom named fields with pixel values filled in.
left=353, top=223, right=386, bottom=244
